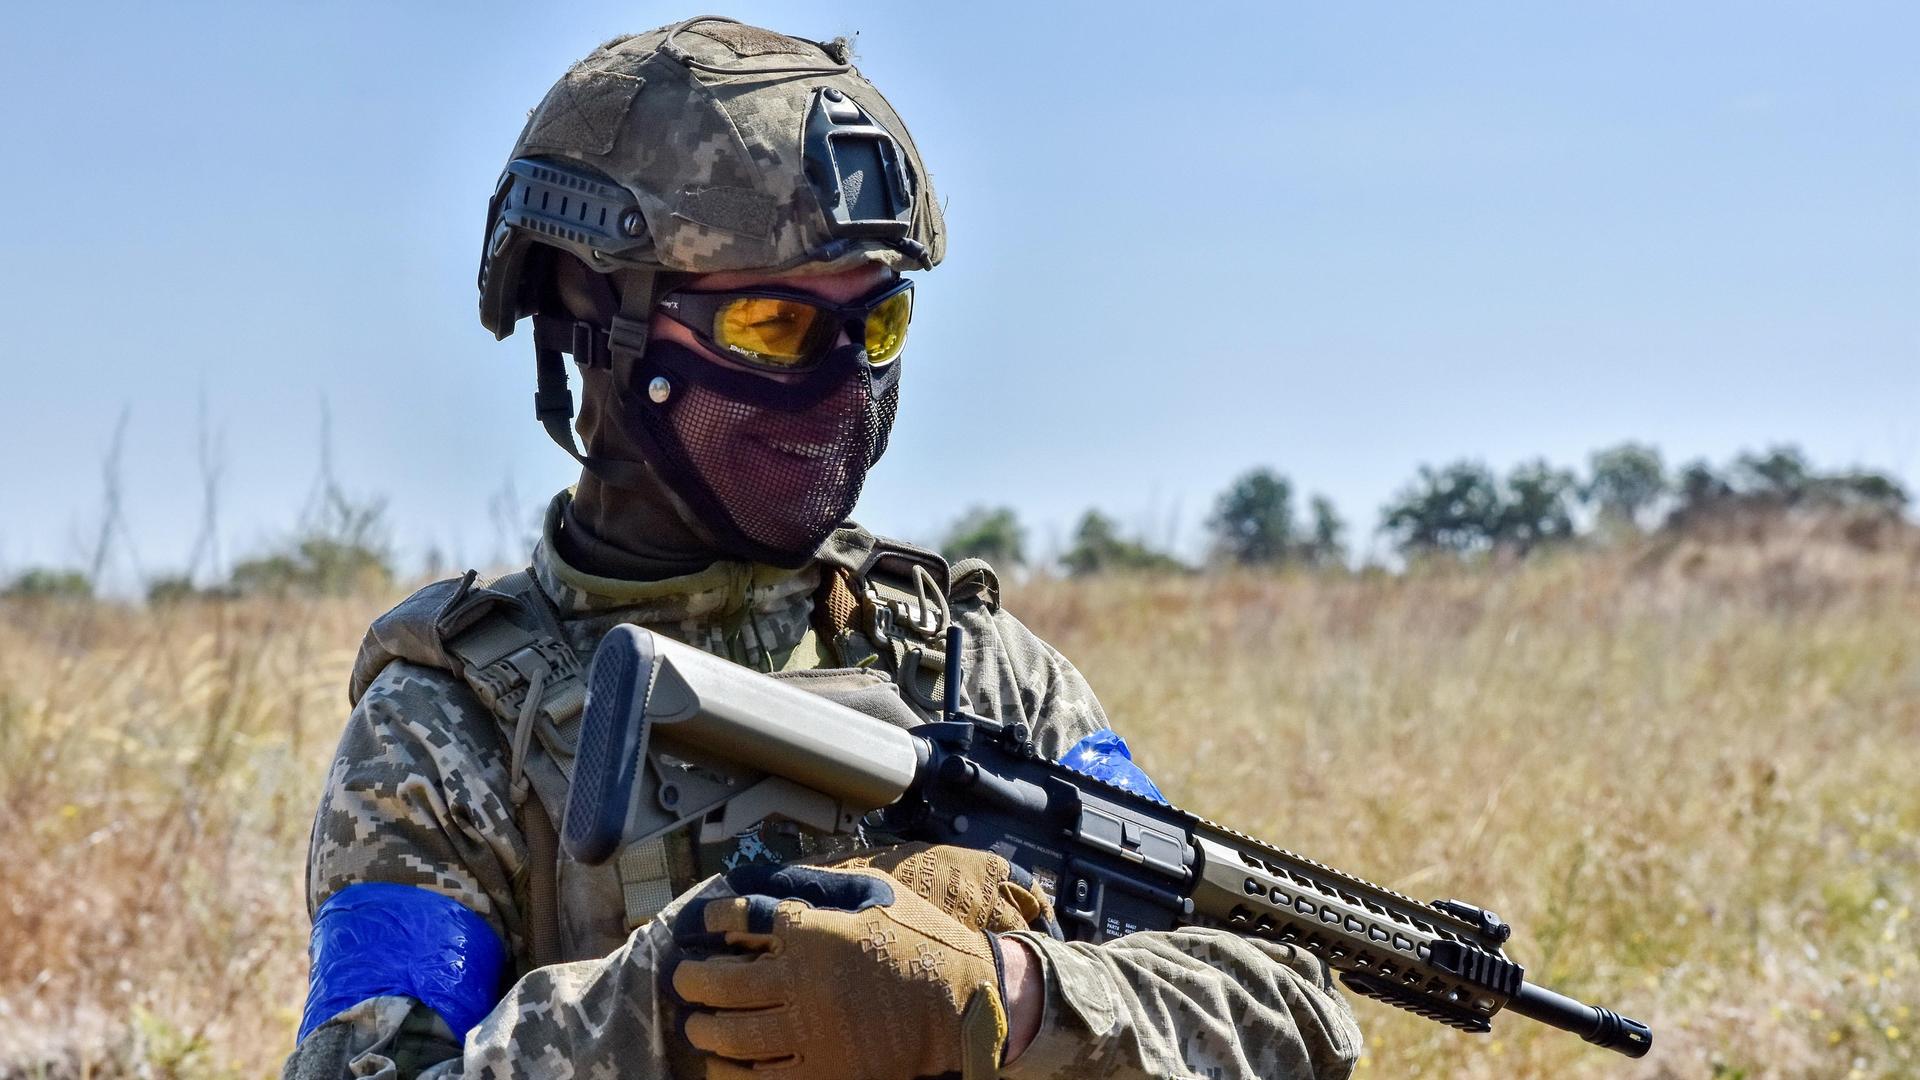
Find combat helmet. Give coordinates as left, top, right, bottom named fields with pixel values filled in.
left=479, top=15, right=943, bottom=344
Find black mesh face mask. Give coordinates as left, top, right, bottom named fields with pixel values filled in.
left=620, top=338, right=900, bottom=567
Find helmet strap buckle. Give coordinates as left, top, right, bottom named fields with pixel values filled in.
left=607, top=314, right=650, bottom=368
left=574, top=321, right=608, bottom=371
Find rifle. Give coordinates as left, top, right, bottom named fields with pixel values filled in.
left=562, top=623, right=1652, bottom=1060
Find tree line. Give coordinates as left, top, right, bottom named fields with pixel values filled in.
left=4, top=441, right=1909, bottom=600
left=940, top=442, right=1911, bottom=576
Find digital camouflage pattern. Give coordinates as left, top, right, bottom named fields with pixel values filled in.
left=285, top=491, right=1361, bottom=1079
left=482, top=16, right=946, bottom=344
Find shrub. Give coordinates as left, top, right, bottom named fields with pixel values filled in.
left=1061, top=511, right=1184, bottom=577
left=1, top=568, right=93, bottom=600
left=941, top=506, right=1027, bottom=569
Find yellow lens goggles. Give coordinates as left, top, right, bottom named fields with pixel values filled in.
left=657, top=278, right=914, bottom=373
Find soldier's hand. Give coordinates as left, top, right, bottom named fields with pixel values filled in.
left=811, top=841, right=1056, bottom=934
left=667, top=863, right=1012, bottom=1080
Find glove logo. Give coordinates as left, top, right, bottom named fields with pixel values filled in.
left=858, top=921, right=897, bottom=954
left=907, top=942, right=947, bottom=977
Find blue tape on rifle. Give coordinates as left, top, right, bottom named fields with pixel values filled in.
left=1059, top=728, right=1166, bottom=803
left=297, top=882, right=506, bottom=1043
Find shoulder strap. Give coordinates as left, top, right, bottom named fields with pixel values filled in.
left=429, top=570, right=592, bottom=961
left=350, top=576, right=470, bottom=707
left=433, top=569, right=589, bottom=776
left=438, top=570, right=685, bottom=940
left=808, top=534, right=989, bottom=715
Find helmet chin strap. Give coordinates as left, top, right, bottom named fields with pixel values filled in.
left=529, top=269, right=664, bottom=492
left=531, top=315, right=652, bottom=492
left=532, top=312, right=727, bottom=560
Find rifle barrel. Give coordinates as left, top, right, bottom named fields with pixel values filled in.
left=1508, top=981, right=1653, bottom=1058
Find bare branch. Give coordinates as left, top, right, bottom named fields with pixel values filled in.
left=87, top=406, right=132, bottom=585
left=185, top=389, right=228, bottom=583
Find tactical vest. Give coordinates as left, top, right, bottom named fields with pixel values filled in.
left=348, top=530, right=1003, bottom=969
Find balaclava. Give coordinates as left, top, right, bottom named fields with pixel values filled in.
left=474, top=17, right=944, bottom=577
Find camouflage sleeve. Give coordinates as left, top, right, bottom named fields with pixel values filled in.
left=977, top=614, right=1363, bottom=1080
left=962, top=604, right=1110, bottom=760
left=303, top=661, right=527, bottom=943
left=284, top=661, right=689, bottom=1080
left=442, top=903, right=706, bottom=1080
left=290, top=910, right=707, bottom=1080
left=1004, top=931, right=1361, bottom=1080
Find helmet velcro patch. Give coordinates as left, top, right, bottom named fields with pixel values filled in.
left=685, top=22, right=819, bottom=58
left=672, top=185, right=778, bottom=239
left=524, top=69, right=646, bottom=156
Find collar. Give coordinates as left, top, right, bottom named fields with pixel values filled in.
left=531, top=491, right=823, bottom=623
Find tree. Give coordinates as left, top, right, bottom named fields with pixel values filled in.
left=1667, top=446, right=1908, bottom=532
left=1382, top=459, right=1581, bottom=559
left=1380, top=462, right=1502, bottom=556
left=1493, top=460, right=1579, bottom=556
left=1820, top=470, right=1909, bottom=514
left=1731, top=445, right=1815, bottom=504
left=2, top=568, right=93, bottom=601
left=1209, top=468, right=1295, bottom=566
left=1060, top=510, right=1184, bottom=577
left=1672, top=459, right=1733, bottom=518
left=146, top=574, right=198, bottom=605
left=1061, top=511, right=1121, bottom=577
left=941, top=506, right=1026, bottom=568
left=228, top=489, right=394, bottom=597
left=1584, top=442, right=1666, bottom=532
left=1300, top=495, right=1348, bottom=568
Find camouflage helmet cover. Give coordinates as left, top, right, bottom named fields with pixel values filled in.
left=479, top=16, right=946, bottom=338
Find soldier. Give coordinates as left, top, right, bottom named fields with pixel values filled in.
left=286, top=16, right=1362, bottom=1080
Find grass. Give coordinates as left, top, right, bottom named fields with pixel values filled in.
left=1, top=530, right=1915, bottom=1078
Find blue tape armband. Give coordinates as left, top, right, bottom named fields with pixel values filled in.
left=1059, top=728, right=1166, bottom=803
left=297, top=882, right=507, bottom=1043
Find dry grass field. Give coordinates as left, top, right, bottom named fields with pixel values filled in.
left=2, top=527, right=1916, bottom=1079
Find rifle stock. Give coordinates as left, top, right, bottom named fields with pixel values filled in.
left=563, top=624, right=1651, bottom=1060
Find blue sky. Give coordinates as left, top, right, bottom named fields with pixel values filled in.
left=3, top=2, right=1915, bottom=586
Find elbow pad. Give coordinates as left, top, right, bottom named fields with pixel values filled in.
left=297, top=882, right=507, bottom=1042
left=1059, top=728, right=1166, bottom=802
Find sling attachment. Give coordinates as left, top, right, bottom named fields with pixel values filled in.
left=860, top=546, right=954, bottom=714
left=808, top=566, right=878, bottom=669
left=502, top=666, right=565, bottom=966
left=508, top=669, right=549, bottom=809
left=432, top=571, right=587, bottom=967
left=433, top=568, right=684, bottom=941
left=519, top=793, right=564, bottom=968
left=805, top=536, right=969, bottom=716
left=434, top=569, right=587, bottom=766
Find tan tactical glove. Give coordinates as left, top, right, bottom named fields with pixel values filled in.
left=814, top=841, right=1055, bottom=934
left=668, top=863, right=1010, bottom=1080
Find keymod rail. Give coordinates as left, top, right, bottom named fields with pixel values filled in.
left=562, top=623, right=1652, bottom=1060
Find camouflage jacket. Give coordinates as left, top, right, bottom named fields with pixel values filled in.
left=285, top=494, right=1361, bottom=1080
